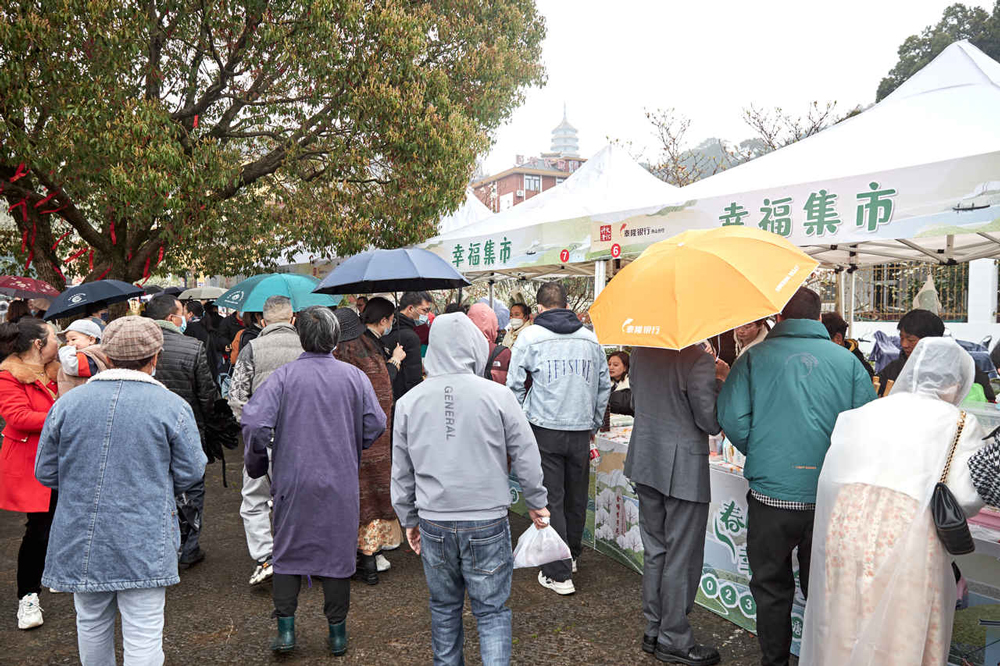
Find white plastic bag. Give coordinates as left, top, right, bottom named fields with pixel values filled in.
left=511, top=518, right=571, bottom=569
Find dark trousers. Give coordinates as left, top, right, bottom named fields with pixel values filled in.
left=532, top=425, right=590, bottom=583
left=746, top=493, right=813, bottom=666
left=17, top=492, right=57, bottom=599
left=272, top=574, right=350, bottom=625
left=176, top=476, right=205, bottom=562
left=635, top=484, right=709, bottom=651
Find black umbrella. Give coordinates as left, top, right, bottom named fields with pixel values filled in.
left=144, top=285, right=163, bottom=295
left=163, top=286, right=185, bottom=296
left=44, top=280, right=144, bottom=321
left=313, top=248, right=471, bottom=295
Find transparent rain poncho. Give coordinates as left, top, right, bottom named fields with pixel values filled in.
left=800, top=337, right=985, bottom=665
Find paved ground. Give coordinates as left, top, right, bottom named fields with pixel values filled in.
left=0, top=461, right=778, bottom=665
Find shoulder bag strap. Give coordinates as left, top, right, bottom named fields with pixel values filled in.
left=940, top=411, right=967, bottom=484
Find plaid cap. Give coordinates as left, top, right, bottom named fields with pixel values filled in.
left=101, top=316, right=163, bottom=361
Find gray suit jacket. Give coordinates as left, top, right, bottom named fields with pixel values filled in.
left=623, top=346, right=721, bottom=503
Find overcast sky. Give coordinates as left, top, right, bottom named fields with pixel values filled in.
left=483, top=0, right=992, bottom=173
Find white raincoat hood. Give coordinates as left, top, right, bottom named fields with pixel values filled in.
left=889, top=337, right=975, bottom=405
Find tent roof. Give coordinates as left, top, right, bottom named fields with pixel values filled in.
left=437, top=188, right=493, bottom=235
left=681, top=41, right=1000, bottom=201
left=677, top=40, right=1000, bottom=267
left=433, top=143, right=678, bottom=242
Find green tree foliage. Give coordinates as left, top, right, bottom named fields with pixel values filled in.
left=876, top=2, right=1000, bottom=101
left=0, top=0, right=545, bottom=286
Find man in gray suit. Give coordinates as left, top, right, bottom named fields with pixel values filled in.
left=623, top=344, right=727, bottom=666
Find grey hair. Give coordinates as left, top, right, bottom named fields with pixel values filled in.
left=295, top=305, right=341, bottom=354
left=262, top=295, right=293, bottom=323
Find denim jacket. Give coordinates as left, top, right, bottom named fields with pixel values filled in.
left=35, top=369, right=207, bottom=592
left=506, top=310, right=611, bottom=432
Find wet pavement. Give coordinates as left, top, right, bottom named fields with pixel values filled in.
left=0, top=461, right=777, bottom=665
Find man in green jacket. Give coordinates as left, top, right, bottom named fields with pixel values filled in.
left=717, top=287, right=876, bottom=666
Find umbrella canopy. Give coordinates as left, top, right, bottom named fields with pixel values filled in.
left=178, top=286, right=225, bottom=301
left=44, top=280, right=144, bottom=321
left=589, top=226, right=819, bottom=350
left=313, top=248, right=471, bottom=295
left=216, top=273, right=340, bottom=313
left=0, top=276, right=61, bottom=300
left=162, top=286, right=184, bottom=296
left=143, top=285, right=163, bottom=294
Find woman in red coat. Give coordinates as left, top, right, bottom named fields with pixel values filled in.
left=0, top=318, right=60, bottom=630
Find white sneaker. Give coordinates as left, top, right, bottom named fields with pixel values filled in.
left=538, top=572, right=576, bottom=596
left=249, top=559, right=274, bottom=586
left=375, top=554, right=391, bottom=572
left=572, top=558, right=578, bottom=574
left=17, top=593, right=43, bottom=630
left=48, top=588, right=62, bottom=594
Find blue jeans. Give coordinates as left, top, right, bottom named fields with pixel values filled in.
left=419, top=517, right=513, bottom=666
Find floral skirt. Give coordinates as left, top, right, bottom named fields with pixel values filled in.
left=358, top=518, right=402, bottom=556
left=820, top=483, right=950, bottom=665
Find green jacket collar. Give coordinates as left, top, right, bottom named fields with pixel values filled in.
left=155, top=320, right=182, bottom=335
left=767, top=318, right=831, bottom=341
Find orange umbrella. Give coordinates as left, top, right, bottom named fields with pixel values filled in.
left=589, top=226, right=819, bottom=350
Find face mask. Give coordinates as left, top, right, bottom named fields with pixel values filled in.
left=150, top=368, right=156, bottom=377
left=510, top=318, right=524, bottom=329
left=417, top=314, right=429, bottom=325
left=100, top=311, right=110, bottom=323
left=382, top=323, right=393, bottom=337
left=175, top=316, right=187, bottom=334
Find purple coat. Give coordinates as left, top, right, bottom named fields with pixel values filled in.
left=243, top=352, right=386, bottom=578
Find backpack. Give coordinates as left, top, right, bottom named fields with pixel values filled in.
left=483, top=344, right=508, bottom=380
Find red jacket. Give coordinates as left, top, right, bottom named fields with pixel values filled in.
left=0, top=356, right=59, bottom=513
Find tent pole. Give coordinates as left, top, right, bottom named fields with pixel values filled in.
left=594, top=261, right=607, bottom=300
left=488, top=280, right=494, bottom=308
left=847, top=272, right=856, bottom=331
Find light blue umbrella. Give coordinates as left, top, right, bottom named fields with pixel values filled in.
left=216, top=273, right=340, bottom=312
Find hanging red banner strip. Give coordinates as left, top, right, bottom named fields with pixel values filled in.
left=9, top=163, right=27, bottom=182
left=8, top=199, right=27, bottom=222
left=142, top=256, right=151, bottom=279
left=64, top=248, right=87, bottom=264
left=20, top=229, right=27, bottom=253
left=53, top=266, right=65, bottom=283
left=96, top=265, right=112, bottom=281
left=23, top=250, right=33, bottom=272
left=39, top=204, right=67, bottom=215
left=34, top=191, right=56, bottom=208
left=51, top=230, right=72, bottom=251
left=88, top=249, right=94, bottom=271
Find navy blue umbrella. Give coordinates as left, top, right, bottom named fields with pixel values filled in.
left=44, top=280, right=144, bottom=321
left=313, top=248, right=471, bottom=295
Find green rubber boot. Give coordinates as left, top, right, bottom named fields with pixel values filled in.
left=328, top=620, right=348, bottom=656
left=271, top=616, right=296, bottom=653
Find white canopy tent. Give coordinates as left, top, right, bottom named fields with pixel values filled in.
left=669, top=40, right=1000, bottom=268
left=422, top=143, right=680, bottom=280
left=436, top=188, right=494, bottom=235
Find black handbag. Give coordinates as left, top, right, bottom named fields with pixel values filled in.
left=932, top=411, right=975, bottom=556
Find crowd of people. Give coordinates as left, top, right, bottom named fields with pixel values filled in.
left=0, top=281, right=998, bottom=666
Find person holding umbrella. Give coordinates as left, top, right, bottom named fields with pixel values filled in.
left=242, top=306, right=385, bottom=655
left=384, top=291, right=433, bottom=401
left=0, top=317, right=61, bottom=629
